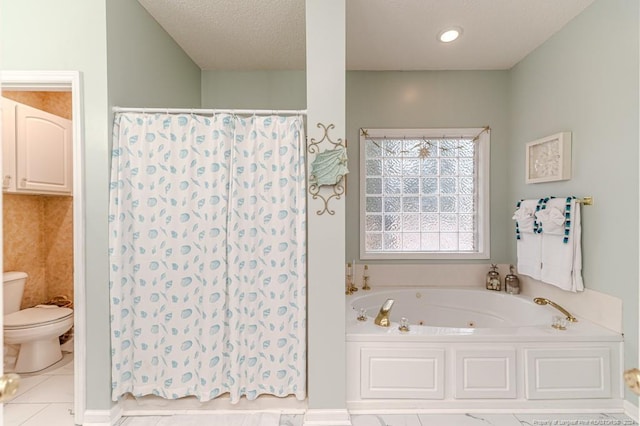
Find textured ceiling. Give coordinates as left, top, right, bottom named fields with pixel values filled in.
left=137, top=0, right=595, bottom=71
left=136, top=0, right=306, bottom=70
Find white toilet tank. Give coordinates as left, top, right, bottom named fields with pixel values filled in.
left=3, top=271, right=27, bottom=314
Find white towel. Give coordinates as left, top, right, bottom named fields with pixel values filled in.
left=513, top=199, right=542, bottom=280
left=538, top=198, right=584, bottom=292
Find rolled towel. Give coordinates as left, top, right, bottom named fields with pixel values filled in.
left=535, top=206, right=565, bottom=235
left=513, top=205, right=535, bottom=234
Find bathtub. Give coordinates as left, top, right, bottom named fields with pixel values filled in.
left=346, top=287, right=623, bottom=411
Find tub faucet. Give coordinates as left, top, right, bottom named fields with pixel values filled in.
left=374, top=299, right=394, bottom=327
left=533, top=297, right=578, bottom=322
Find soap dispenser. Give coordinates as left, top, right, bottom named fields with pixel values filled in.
left=486, top=264, right=501, bottom=291
left=505, top=265, right=521, bottom=294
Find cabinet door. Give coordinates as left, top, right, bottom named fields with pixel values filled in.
left=524, top=347, right=611, bottom=399
left=2, top=98, right=17, bottom=192
left=360, top=347, right=445, bottom=399
left=454, top=347, right=517, bottom=399
left=15, top=102, right=72, bottom=194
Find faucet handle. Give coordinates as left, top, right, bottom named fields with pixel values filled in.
left=552, top=315, right=567, bottom=330
left=357, top=308, right=367, bottom=321
left=399, top=317, right=410, bottom=332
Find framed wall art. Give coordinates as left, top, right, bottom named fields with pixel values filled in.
left=525, top=132, right=572, bottom=184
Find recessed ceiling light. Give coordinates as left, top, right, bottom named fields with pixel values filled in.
left=438, top=27, right=462, bottom=43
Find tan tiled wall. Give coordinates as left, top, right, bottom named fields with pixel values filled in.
left=43, top=196, right=74, bottom=301
left=3, top=194, right=46, bottom=309
left=2, top=91, right=72, bottom=120
left=3, top=195, right=73, bottom=308
left=2, top=91, right=74, bottom=309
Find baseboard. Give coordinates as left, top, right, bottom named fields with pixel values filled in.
left=82, top=410, right=111, bottom=426
left=303, top=409, right=351, bottom=426
left=83, top=403, right=122, bottom=426
left=624, top=399, right=639, bottom=423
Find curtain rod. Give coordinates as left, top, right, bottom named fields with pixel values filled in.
left=112, top=107, right=307, bottom=116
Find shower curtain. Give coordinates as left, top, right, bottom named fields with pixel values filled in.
left=109, top=112, right=306, bottom=403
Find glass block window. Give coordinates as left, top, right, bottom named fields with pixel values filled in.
left=360, top=128, right=490, bottom=260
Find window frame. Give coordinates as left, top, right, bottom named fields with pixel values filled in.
left=359, top=127, right=490, bottom=260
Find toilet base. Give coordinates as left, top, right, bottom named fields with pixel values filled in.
left=14, top=336, right=63, bottom=373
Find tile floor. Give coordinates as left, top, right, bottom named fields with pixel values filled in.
left=3, top=352, right=74, bottom=426
left=118, top=412, right=638, bottom=426
left=349, top=413, right=638, bottom=426
left=3, top=357, right=638, bottom=426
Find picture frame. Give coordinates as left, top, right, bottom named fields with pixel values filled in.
left=525, top=132, right=572, bottom=184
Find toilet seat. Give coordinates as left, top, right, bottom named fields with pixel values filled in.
left=4, top=306, right=73, bottom=330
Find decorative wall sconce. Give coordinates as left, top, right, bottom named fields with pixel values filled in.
left=308, top=123, right=349, bottom=215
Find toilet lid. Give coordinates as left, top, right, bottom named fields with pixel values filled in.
left=4, top=306, right=73, bottom=328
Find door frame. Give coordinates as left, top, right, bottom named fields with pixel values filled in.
left=0, top=70, right=86, bottom=425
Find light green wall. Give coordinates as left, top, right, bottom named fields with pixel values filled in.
left=2, top=0, right=201, bottom=410
left=199, top=71, right=511, bottom=266
left=508, top=0, right=639, bottom=402
left=201, top=71, right=306, bottom=109
left=306, top=0, right=347, bottom=409
left=107, top=0, right=201, bottom=109
left=346, top=71, right=511, bottom=264
left=1, top=0, right=111, bottom=410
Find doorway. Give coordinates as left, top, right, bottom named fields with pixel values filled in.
left=0, top=71, right=85, bottom=426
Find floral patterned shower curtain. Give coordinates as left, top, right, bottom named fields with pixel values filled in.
left=109, top=112, right=306, bottom=402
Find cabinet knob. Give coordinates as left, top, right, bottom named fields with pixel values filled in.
left=625, top=368, right=640, bottom=395
left=20, top=178, right=27, bottom=188
left=3, top=175, right=11, bottom=188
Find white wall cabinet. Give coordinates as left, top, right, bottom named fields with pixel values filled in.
left=2, top=97, right=72, bottom=195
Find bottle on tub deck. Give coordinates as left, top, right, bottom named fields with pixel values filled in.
left=486, top=264, right=501, bottom=291
left=505, top=264, right=521, bottom=294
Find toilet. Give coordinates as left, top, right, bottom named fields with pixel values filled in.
left=3, top=272, right=73, bottom=373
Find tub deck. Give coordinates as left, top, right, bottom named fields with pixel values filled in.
left=346, top=287, right=623, bottom=412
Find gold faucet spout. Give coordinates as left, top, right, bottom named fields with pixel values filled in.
left=533, top=297, right=578, bottom=322
left=374, top=299, right=394, bottom=327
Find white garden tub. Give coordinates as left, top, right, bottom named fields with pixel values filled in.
left=346, top=287, right=623, bottom=411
